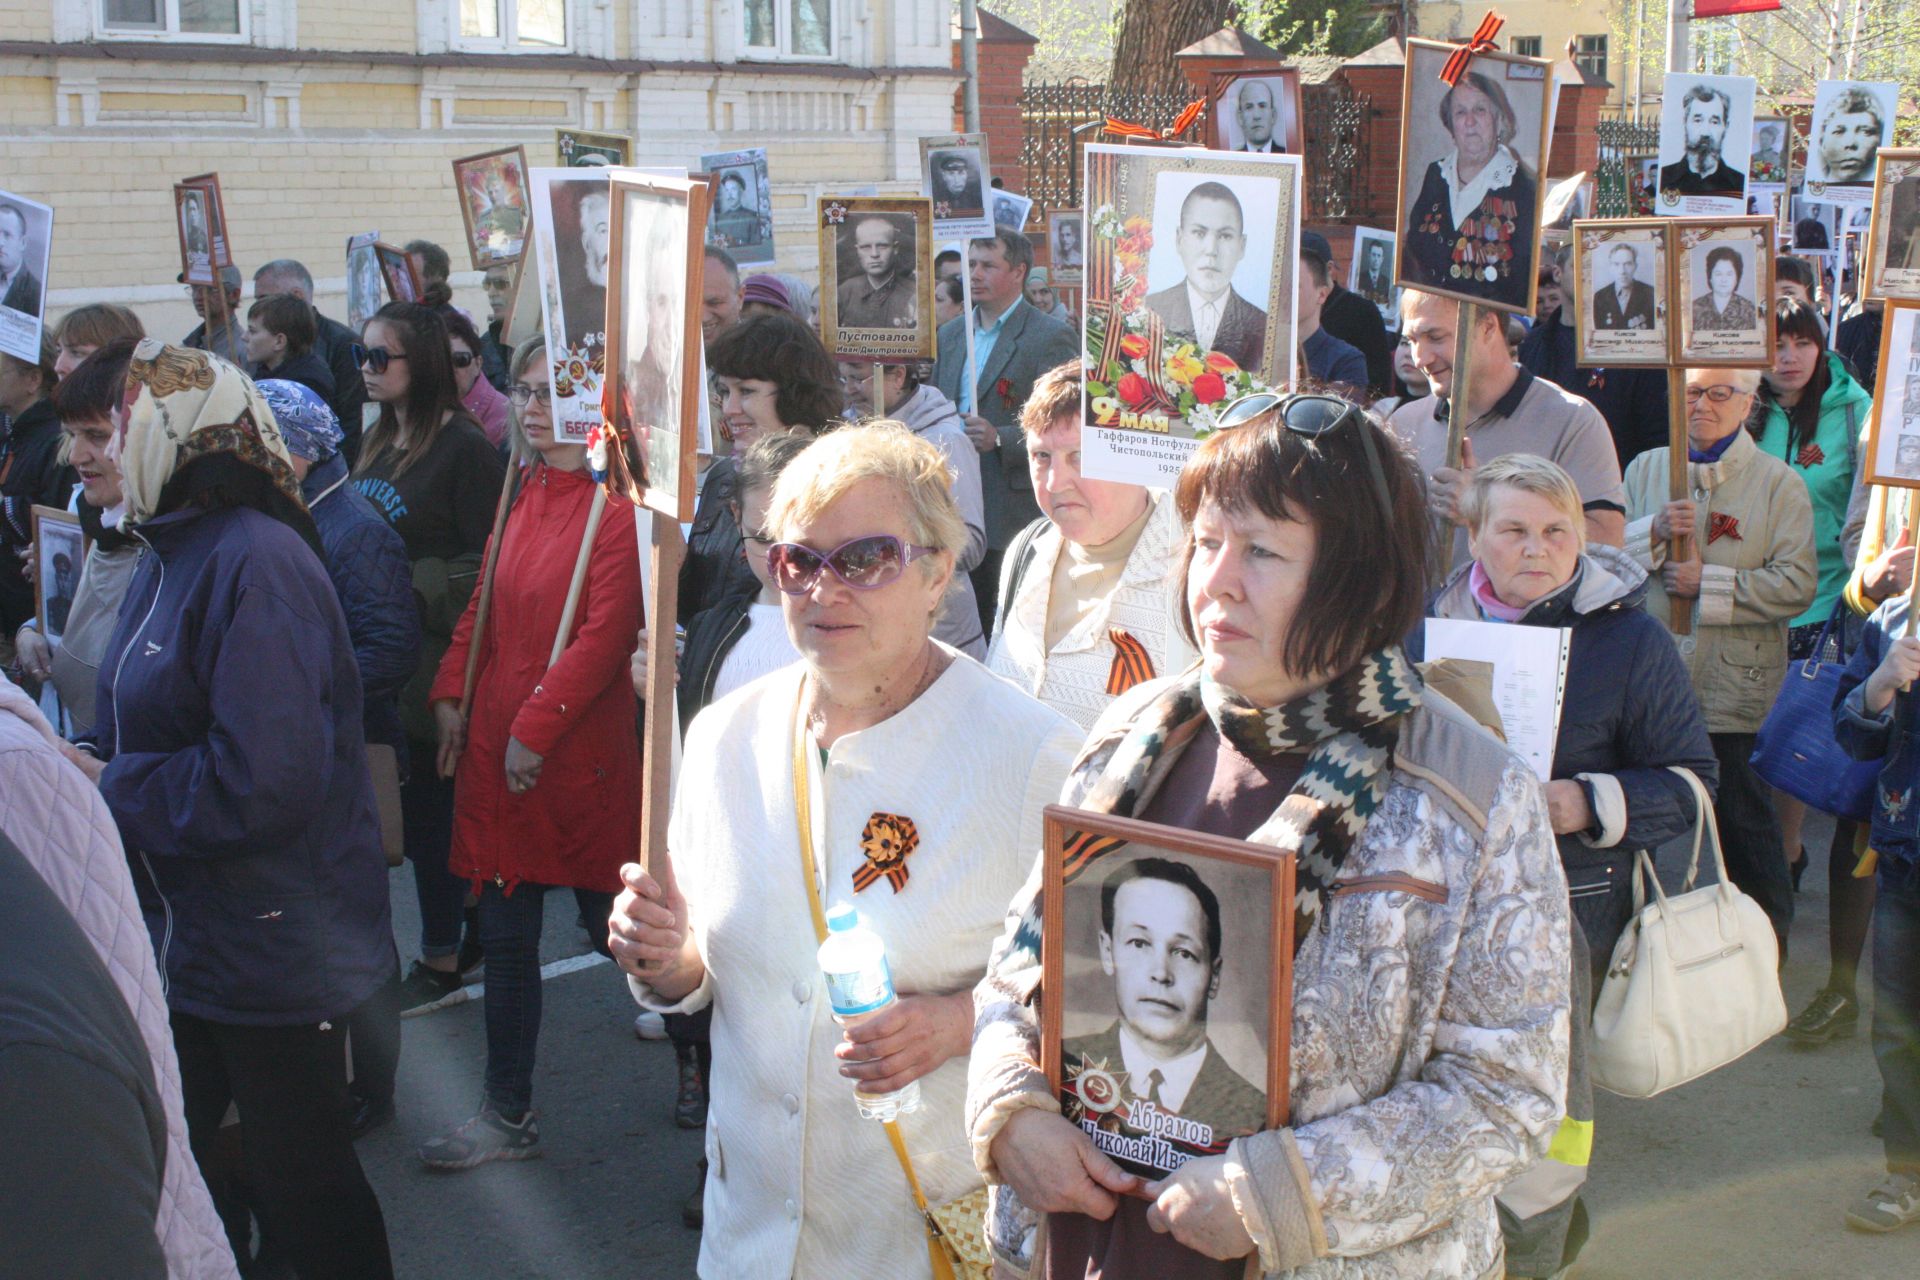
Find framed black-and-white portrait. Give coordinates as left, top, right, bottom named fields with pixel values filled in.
left=1347, top=226, right=1399, bottom=323
left=1042, top=807, right=1293, bottom=1181
left=1863, top=302, right=1920, bottom=488
left=1806, top=80, right=1896, bottom=206
left=1080, top=142, right=1301, bottom=487
left=1572, top=219, right=1672, bottom=368
left=990, top=188, right=1033, bottom=233
left=345, top=231, right=382, bottom=334
left=179, top=172, right=232, bottom=271
left=816, top=196, right=933, bottom=361
left=174, top=184, right=214, bottom=288
left=1206, top=67, right=1303, bottom=155
left=0, top=189, right=52, bottom=364
left=1657, top=73, right=1755, bottom=217
left=31, top=505, right=82, bottom=648
left=700, top=147, right=775, bottom=267
left=1867, top=150, right=1920, bottom=304
left=607, top=172, right=707, bottom=522
left=558, top=129, right=632, bottom=169
left=1395, top=40, right=1554, bottom=315
left=1049, top=210, right=1085, bottom=287
left=1674, top=217, right=1775, bottom=367
left=920, top=134, right=993, bottom=242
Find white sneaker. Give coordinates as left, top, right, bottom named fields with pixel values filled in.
left=633, top=1011, right=668, bottom=1041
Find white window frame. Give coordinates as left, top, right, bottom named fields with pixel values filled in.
left=94, top=0, right=250, bottom=43
left=740, top=0, right=840, bottom=63
left=1508, top=36, right=1542, bottom=59
left=1573, top=34, right=1609, bottom=84
left=452, top=0, right=574, bottom=54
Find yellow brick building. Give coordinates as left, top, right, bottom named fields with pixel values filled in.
left=0, top=0, right=960, bottom=340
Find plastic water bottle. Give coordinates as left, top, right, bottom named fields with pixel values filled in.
left=817, top=901, right=923, bottom=1121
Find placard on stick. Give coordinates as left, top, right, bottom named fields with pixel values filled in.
left=817, top=195, right=934, bottom=363
left=0, top=189, right=52, bottom=364
left=451, top=146, right=531, bottom=269
left=1865, top=150, right=1920, bottom=305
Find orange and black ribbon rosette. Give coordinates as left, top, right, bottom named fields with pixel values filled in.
left=1104, top=98, right=1207, bottom=142
left=1440, top=12, right=1506, bottom=86
left=854, top=812, right=920, bottom=894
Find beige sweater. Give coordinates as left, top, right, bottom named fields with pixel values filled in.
left=1622, top=429, right=1817, bottom=733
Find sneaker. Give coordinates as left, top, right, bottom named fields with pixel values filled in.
left=397, top=960, right=463, bottom=1019
left=1784, top=988, right=1859, bottom=1045
left=674, top=1049, right=709, bottom=1129
left=419, top=1108, right=541, bottom=1170
left=1845, top=1171, right=1920, bottom=1232
left=633, top=1011, right=668, bottom=1041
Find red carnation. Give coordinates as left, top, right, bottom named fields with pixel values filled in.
left=1191, top=372, right=1227, bottom=405
left=1116, top=372, right=1150, bottom=408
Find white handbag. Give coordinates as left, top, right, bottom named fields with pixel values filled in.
left=1589, top=767, right=1787, bottom=1099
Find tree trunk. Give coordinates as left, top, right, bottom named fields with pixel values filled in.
left=1107, top=0, right=1235, bottom=98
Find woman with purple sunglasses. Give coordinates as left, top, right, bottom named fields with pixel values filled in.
left=609, top=424, right=1084, bottom=1277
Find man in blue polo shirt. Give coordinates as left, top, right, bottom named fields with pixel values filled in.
left=1297, top=241, right=1367, bottom=390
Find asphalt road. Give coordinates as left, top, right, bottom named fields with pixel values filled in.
left=361, top=810, right=1916, bottom=1278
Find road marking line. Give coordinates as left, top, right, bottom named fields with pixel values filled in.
left=405, top=952, right=611, bottom=1018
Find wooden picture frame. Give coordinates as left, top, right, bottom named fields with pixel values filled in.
left=373, top=242, right=421, bottom=305
left=1862, top=301, right=1920, bottom=490
left=30, top=505, right=84, bottom=648
left=345, top=231, right=382, bottom=333
left=1393, top=40, right=1555, bottom=316
left=921, top=133, right=994, bottom=242
left=1570, top=218, right=1674, bottom=369
left=817, top=195, right=935, bottom=362
left=1672, top=216, right=1776, bottom=368
left=1041, top=805, right=1294, bottom=1181
left=451, top=146, right=531, bottom=269
left=1205, top=66, right=1304, bottom=155
left=179, top=172, right=232, bottom=269
left=557, top=129, right=632, bottom=168
left=605, top=172, right=709, bottom=523
left=173, top=183, right=217, bottom=287
left=701, top=147, right=776, bottom=266
left=499, top=252, right=542, bottom=350
left=1048, top=210, right=1085, bottom=287
left=1866, top=149, right=1920, bottom=304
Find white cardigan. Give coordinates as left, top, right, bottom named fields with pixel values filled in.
left=986, top=491, right=1198, bottom=732
left=635, top=649, right=1082, bottom=1279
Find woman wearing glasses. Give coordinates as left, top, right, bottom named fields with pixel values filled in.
left=353, top=301, right=507, bottom=1016
left=609, top=425, right=1082, bottom=1277
left=1622, top=368, right=1816, bottom=953
left=441, top=306, right=511, bottom=450
left=970, top=396, right=1572, bottom=1280
left=418, top=337, right=642, bottom=1167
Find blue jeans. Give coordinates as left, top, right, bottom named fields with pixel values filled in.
left=400, top=754, right=466, bottom=958
left=479, top=880, right=614, bottom=1117
left=1873, top=859, right=1920, bottom=1175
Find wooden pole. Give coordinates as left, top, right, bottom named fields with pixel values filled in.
left=1444, top=301, right=1479, bottom=468
left=1667, top=375, right=1694, bottom=637
left=639, top=517, right=686, bottom=880
left=548, top=484, right=609, bottom=669
left=458, top=447, right=524, bottom=726
left=873, top=361, right=887, bottom=418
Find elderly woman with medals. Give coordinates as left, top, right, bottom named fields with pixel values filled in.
left=1401, top=70, right=1539, bottom=310
left=610, top=424, right=1083, bottom=1278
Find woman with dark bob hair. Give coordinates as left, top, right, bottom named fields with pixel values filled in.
left=681, top=311, right=845, bottom=616
left=1691, top=246, right=1761, bottom=332
left=969, top=395, right=1572, bottom=1279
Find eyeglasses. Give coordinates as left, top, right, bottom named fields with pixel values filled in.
left=1213, top=391, right=1394, bottom=516
left=1684, top=385, right=1746, bottom=405
left=742, top=525, right=776, bottom=547
left=507, top=383, right=553, bottom=406
left=352, top=345, right=408, bottom=375
left=767, top=534, right=939, bottom=595
left=450, top=351, right=477, bottom=369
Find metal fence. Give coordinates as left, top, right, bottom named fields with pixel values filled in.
left=1016, top=80, right=1373, bottom=222
left=1594, top=113, right=1661, bottom=217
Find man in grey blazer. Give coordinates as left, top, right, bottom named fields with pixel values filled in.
left=934, top=228, right=1078, bottom=629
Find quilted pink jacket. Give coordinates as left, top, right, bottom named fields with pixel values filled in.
left=0, top=676, right=239, bottom=1279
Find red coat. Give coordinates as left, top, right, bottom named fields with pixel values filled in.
left=431, top=462, right=642, bottom=893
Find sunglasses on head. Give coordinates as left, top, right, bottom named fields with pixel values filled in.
left=351, top=344, right=407, bottom=375
left=766, top=534, right=939, bottom=595
left=1212, top=391, right=1394, bottom=517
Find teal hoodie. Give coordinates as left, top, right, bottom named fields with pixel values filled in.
left=1754, top=351, right=1872, bottom=626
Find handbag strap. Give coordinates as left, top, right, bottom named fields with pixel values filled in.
left=1634, top=767, right=1736, bottom=916
left=788, top=691, right=940, bottom=1224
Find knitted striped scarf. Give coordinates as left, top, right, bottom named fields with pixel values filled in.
left=1049, top=646, right=1423, bottom=958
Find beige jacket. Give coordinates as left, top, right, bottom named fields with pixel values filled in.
left=1622, top=428, right=1817, bottom=733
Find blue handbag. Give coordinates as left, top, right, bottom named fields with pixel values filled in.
left=1750, top=601, right=1878, bottom=822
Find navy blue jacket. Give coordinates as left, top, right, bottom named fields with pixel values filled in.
left=1422, top=546, right=1718, bottom=968
left=303, top=453, right=419, bottom=766
left=96, top=503, right=393, bottom=1025
left=1519, top=310, right=1671, bottom=468
left=1835, top=592, right=1920, bottom=873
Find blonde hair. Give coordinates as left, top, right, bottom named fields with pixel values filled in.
left=768, top=422, right=967, bottom=562
left=1461, top=453, right=1586, bottom=545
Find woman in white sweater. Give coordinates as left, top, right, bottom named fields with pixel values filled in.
left=611, top=424, right=1083, bottom=1277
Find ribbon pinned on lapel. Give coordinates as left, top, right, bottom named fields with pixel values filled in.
left=1440, top=12, right=1506, bottom=86
left=1106, top=629, right=1156, bottom=696
left=853, top=812, right=920, bottom=893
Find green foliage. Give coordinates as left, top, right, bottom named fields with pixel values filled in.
left=985, top=0, right=1119, bottom=83
left=1235, top=0, right=1390, bottom=60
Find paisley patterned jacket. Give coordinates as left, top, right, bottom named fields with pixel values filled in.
left=966, top=680, right=1572, bottom=1278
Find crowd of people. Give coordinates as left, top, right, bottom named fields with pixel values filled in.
left=0, top=207, right=1915, bottom=1280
